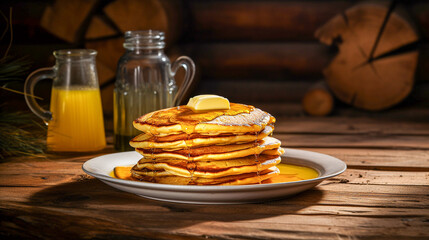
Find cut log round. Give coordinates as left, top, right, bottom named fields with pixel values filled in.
left=40, top=0, right=184, bottom=113
left=103, top=0, right=182, bottom=45
left=41, top=0, right=99, bottom=42
left=85, top=15, right=120, bottom=40
left=302, top=81, right=334, bottom=116
left=85, top=37, right=124, bottom=71
left=316, top=2, right=419, bottom=111
left=96, top=61, right=116, bottom=113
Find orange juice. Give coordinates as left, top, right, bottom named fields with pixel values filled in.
left=47, top=87, right=106, bottom=152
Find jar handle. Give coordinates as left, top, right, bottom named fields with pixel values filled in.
left=171, top=56, right=196, bottom=106
left=24, top=67, right=55, bottom=122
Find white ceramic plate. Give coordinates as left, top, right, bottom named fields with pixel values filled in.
left=82, top=149, right=346, bottom=204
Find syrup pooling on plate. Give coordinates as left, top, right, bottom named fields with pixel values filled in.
left=264, top=163, right=319, bottom=183
left=112, top=163, right=319, bottom=184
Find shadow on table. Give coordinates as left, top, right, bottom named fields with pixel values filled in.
left=27, top=178, right=324, bottom=236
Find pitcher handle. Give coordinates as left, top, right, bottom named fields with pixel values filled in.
left=171, top=56, right=196, bottom=106
left=24, top=67, right=55, bottom=122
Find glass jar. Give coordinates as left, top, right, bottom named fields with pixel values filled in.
left=114, top=30, right=195, bottom=151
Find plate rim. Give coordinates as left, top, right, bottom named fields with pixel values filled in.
left=82, top=148, right=347, bottom=192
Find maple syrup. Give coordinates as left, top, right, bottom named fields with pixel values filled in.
left=111, top=163, right=319, bottom=184
left=263, top=164, right=319, bottom=184
left=253, top=131, right=262, bottom=184
left=135, top=103, right=255, bottom=133
left=151, top=135, right=157, bottom=180
left=185, top=133, right=196, bottom=184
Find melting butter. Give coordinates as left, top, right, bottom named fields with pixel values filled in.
left=187, top=95, right=230, bottom=112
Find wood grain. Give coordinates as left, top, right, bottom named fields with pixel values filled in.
left=277, top=133, right=429, bottom=150
left=85, top=15, right=119, bottom=40
left=316, top=2, right=419, bottom=111
left=40, top=0, right=98, bottom=43
left=193, top=79, right=314, bottom=104
left=184, top=42, right=332, bottom=80
left=300, top=148, right=429, bottom=169
left=186, top=0, right=429, bottom=42
left=187, top=0, right=353, bottom=41
left=1, top=201, right=427, bottom=240
left=275, top=117, right=429, bottom=135
left=1, top=187, right=428, bottom=240
left=331, top=169, right=428, bottom=185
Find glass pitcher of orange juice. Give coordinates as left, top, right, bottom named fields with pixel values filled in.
left=24, top=49, right=106, bottom=152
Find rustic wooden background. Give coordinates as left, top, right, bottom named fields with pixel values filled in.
left=1, top=0, right=429, bottom=121
left=1, top=2, right=429, bottom=238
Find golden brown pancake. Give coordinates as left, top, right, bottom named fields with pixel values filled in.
left=129, top=101, right=282, bottom=185
left=132, top=167, right=280, bottom=185
left=130, top=125, right=274, bottom=149
left=133, top=154, right=281, bottom=178
left=135, top=136, right=281, bottom=161
left=133, top=103, right=275, bottom=135
left=261, top=147, right=285, bottom=156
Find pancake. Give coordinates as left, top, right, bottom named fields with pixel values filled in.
left=133, top=103, right=275, bottom=135
left=130, top=125, right=274, bottom=149
left=261, top=147, right=285, bottom=156
left=135, top=136, right=281, bottom=161
left=129, top=98, right=283, bottom=186
left=131, top=166, right=280, bottom=185
left=134, top=154, right=281, bottom=178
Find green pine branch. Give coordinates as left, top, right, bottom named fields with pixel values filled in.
left=0, top=56, right=32, bottom=86
left=0, top=111, right=46, bottom=159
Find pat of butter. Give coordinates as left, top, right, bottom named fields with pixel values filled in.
left=187, top=95, right=230, bottom=112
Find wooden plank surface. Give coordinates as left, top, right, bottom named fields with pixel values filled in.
left=277, top=133, right=429, bottom=150
left=0, top=161, right=428, bottom=188
left=273, top=115, right=429, bottom=150
left=1, top=174, right=428, bottom=238
left=194, top=79, right=314, bottom=104
left=187, top=0, right=429, bottom=41
left=300, top=148, right=429, bottom=169
left=187, top=0, right=354, bottom=41
left=276, top=117, right=429, bottom=135
left=1, top=179, right=428, bottom=239
left=1, top=115, right=429, bottom=239
left=185, top=42, right=331, bottom=80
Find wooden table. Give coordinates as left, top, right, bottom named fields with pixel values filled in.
left=1, top=109, right=429, bottom=239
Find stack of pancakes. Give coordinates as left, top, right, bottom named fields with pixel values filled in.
left=129, top=103, right=284, bottom=185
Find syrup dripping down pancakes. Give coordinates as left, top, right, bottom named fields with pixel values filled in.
left=129, top=102, right=284, bottom=185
